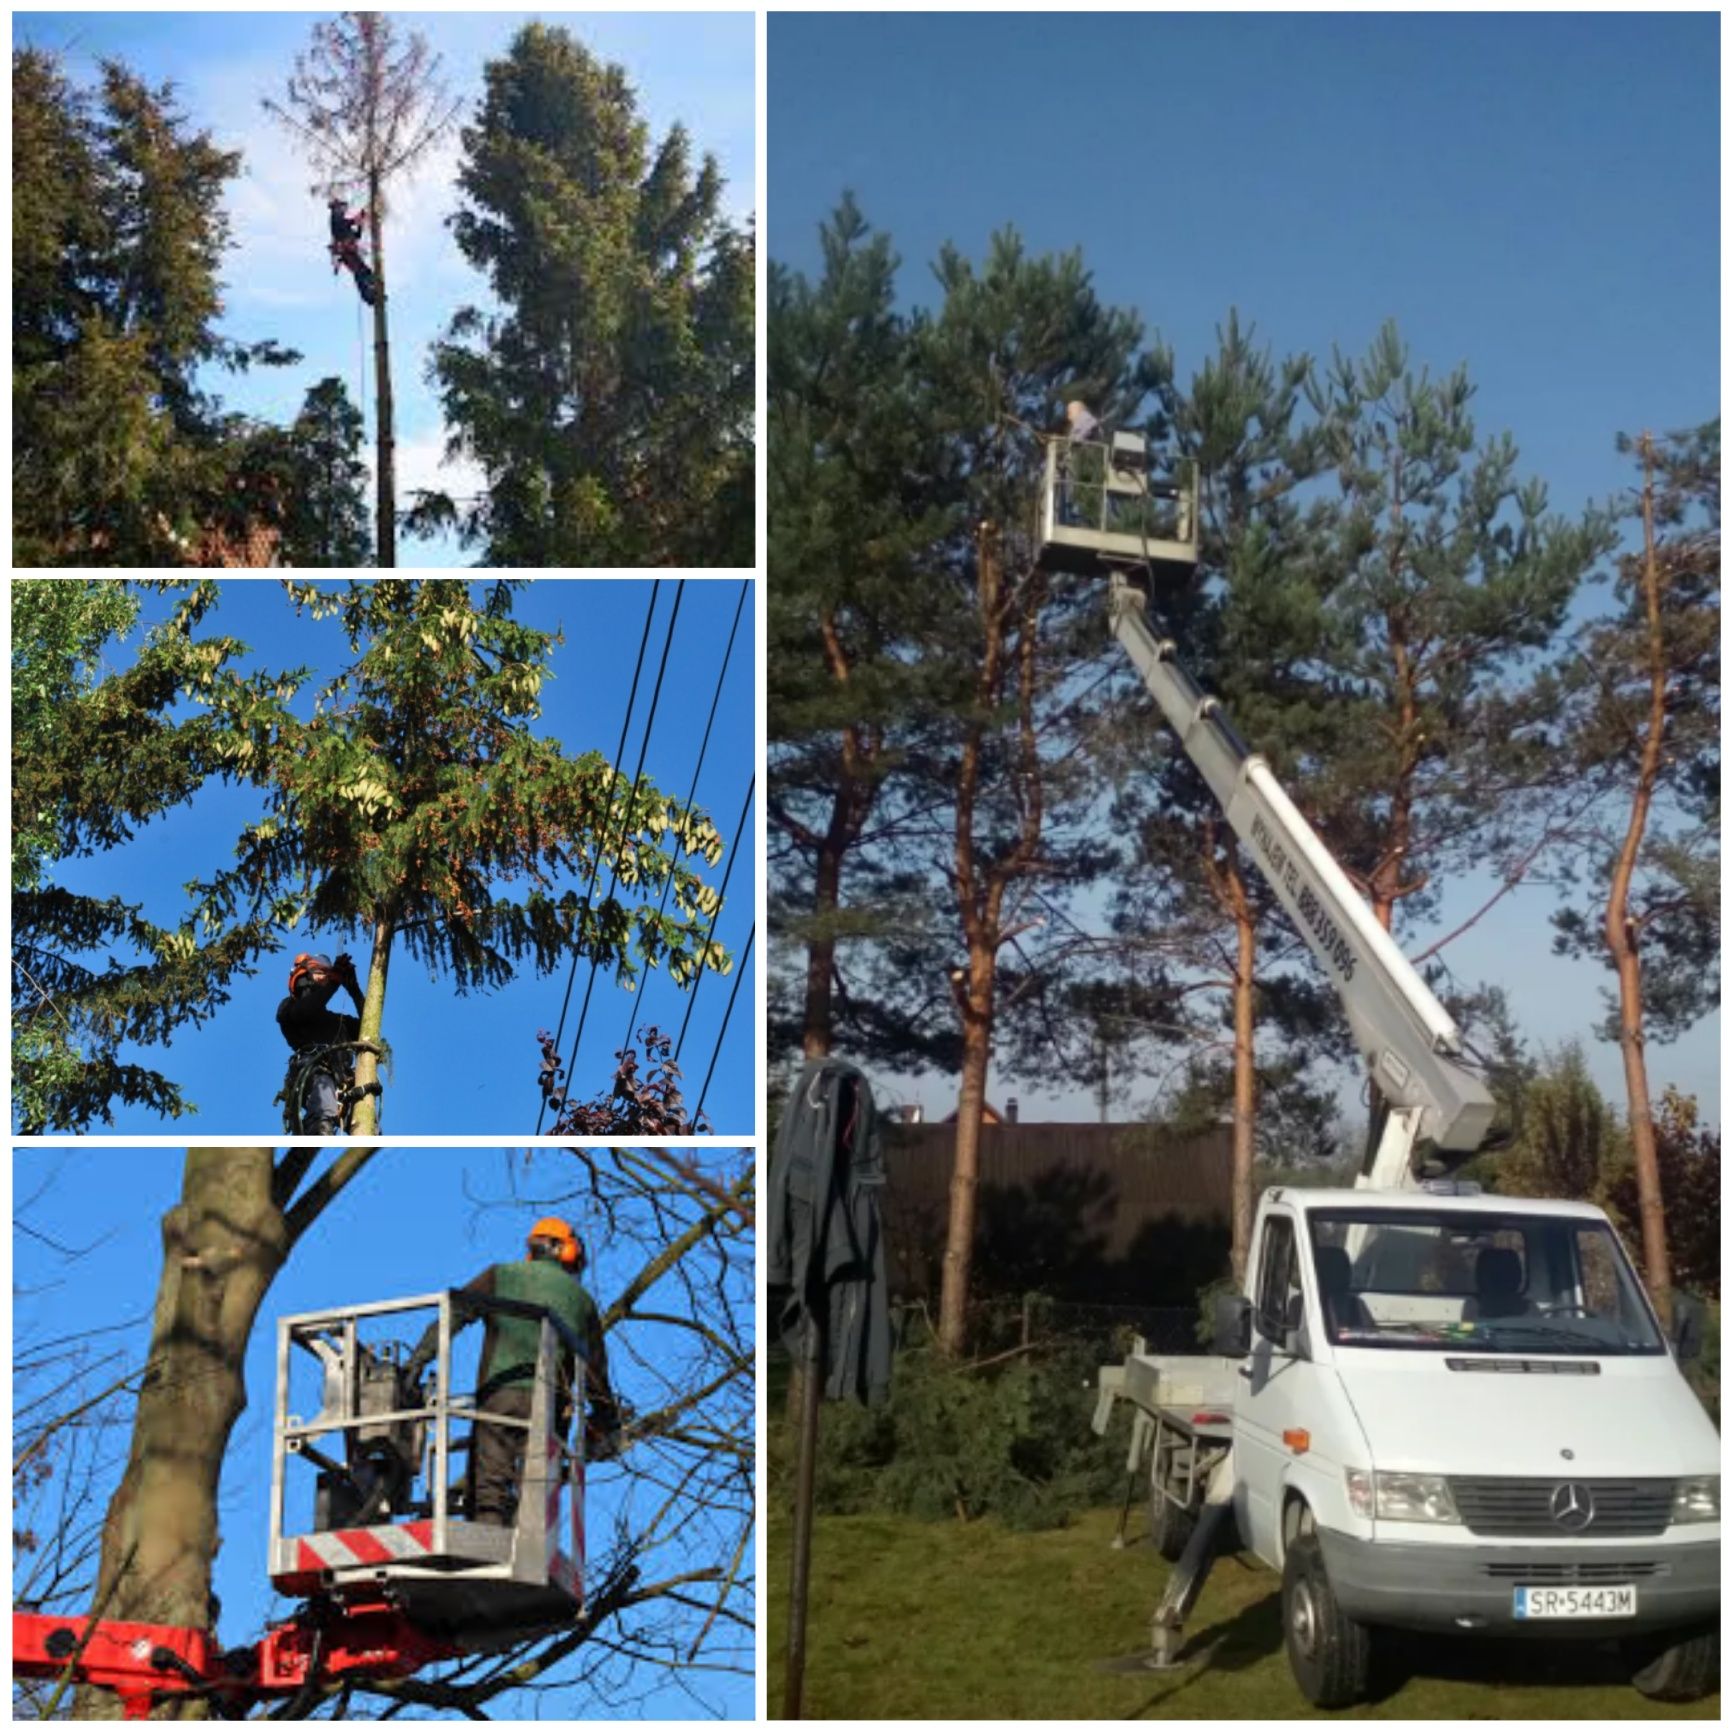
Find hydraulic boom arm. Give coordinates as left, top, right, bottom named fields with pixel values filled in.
left=1108, top=576, right=1496, bottom=1185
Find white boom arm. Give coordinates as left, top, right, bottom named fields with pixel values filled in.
left=1108, top=578, right=1496, bottom=1186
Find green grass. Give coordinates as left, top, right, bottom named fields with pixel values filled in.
left=766, top=1505, right=1720, bottom=1720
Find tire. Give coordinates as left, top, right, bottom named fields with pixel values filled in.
left=1624, top=1627, right=1719, bottom=1703
left=1282, top=1528, right=1375, bottom=1709
left=1148, top=1471, right=1196, bottom=1563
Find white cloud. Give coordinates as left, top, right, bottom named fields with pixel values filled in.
left=392, top=425, right=487, bottom=509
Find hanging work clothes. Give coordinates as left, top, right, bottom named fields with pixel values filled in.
left=767, top=1058, right=893, bottom=1406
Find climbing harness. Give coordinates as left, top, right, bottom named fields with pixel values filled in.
left=279, top=1039, right=385, bottom=1136
left=330, top=238, right=379, bottom=306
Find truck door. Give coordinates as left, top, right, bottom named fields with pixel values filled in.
left=1233, top=1208, right=1309, bottom=1566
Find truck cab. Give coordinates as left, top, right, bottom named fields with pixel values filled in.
left=1220, top=1186, right=1719, bottom=1701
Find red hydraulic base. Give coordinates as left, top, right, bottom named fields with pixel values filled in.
left=14, top=1599, right=458, bottom=1719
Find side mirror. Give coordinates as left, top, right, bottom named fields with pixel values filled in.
left=1212, top=1292, right=1252, bottom=1358
left=1670, top=1290, right=1707, bottom=1364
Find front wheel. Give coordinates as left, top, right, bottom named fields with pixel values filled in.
left=1282, top=1529, right=1374, bottom=1708
left=1624, top=1627, right=1719, bottom=1702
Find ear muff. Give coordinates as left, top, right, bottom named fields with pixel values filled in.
left=527, top=1217, right=581, bottom=1269
left=288, top=952, right=332, bottom=994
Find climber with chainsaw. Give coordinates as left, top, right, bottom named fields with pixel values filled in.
left=277, top=950, right=366, bottom=1135
left=404, top=1218, right=621, bottom=1527
left=326, top=196, right=379, bottom=307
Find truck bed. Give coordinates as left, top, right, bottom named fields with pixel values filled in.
left=1094, top=1349, right=1238, bottom=1439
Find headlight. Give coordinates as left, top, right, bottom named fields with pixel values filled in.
left=1673, top=1476, right=1719, bottom=1523
left=1343, top=1469, right=1460, bottom=1523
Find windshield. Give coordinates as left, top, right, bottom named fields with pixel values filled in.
left=1307, top=1207, right=1665, bottom=1356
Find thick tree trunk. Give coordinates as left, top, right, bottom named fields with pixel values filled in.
left=75, top=1151, right=287, bottom=1719
left=349, top=912, right=395, bottom=1135
left=1229, top=901, right=1257, bottom=1287
left=1604, top=439, right=1672, bottom=1320
left=368, top=173, right=396, bottom=569
left=939, top=957, right=993, bottom=1357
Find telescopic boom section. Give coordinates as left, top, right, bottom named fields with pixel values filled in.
left=1107, top=576, right=1496, bottom=1178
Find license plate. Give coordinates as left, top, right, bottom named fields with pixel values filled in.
left=1513, top=1585, right=1637, bottom=1619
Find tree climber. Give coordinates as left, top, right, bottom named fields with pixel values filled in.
left=277, top=950, right=365, bottom=1134
left=404, top=1218, right=621, bottom=1526
left=327, top=197, right=379, bottom=307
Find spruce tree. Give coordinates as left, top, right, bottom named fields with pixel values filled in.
left=426, top=24, right=754, bottom=567
left=214, top=580, right=735, bottom=1133
left=13, top=51, right=296, bottom=564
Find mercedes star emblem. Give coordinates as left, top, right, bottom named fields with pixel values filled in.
left=1550, top=1481, right=1595, bottom=1531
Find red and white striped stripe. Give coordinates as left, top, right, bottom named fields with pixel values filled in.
left=292, top=1520, right=436, bottom=1575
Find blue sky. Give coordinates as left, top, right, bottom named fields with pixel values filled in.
left=769, top=11, right=1720, bottom=1125
left=12, top=1146, right=753, bottom=1719
left=14, top=10, right=757, bottom=568
left=26, top=578, right=757, bottom=1137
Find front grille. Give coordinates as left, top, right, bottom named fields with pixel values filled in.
left=1449, top=1477, right=1675, bottom=1538
left=1482, top=1559, right=1670, bottom=1583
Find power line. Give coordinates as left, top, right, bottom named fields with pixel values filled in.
left=616, top=579, right=749, bottom=1059
left=535, top=582, right=660, bottom=1133
left=694, top=923, right=754, bottom=1128
left=559, top=580, right=687, bottom=1097
left=673, top=774, right=755, bottom=1066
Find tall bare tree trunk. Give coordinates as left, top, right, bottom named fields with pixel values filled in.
left=75, top=1152, right=286, bottom=1719
left=1605, top=436, right=1672, bottom=1320
left=802, top=841, right=842, bottom=1060
left=939, top=947, right=994, bottom=1355
left=349, top=912, right=395, bottom=1135
left=367, top=174, right=396, bottom=569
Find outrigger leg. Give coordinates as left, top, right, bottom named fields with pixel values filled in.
left=1145, top=1454, right=1235, bottom=1669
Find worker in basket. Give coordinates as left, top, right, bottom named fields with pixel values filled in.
left=405, top=1217, right=622, bottom=1527
left=277, top=950, right=367, bottom=1134
left=327, top=197, right=379, bottom=307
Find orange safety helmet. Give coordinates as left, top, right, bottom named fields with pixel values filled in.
left=527, top=1217, right=583, bottom=1270
left=287, top=952, right=333, bottom=994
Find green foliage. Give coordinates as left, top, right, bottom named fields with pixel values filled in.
left=430, top=24, right=754, bottom=567
left=11, top=580, right=298, bottom=1131
left=1485, top=1044, right=1626, bottom=1207
left=274, top=378, right=373, bottom=567
left=12, top=48, right=307, bottom=565
left=802, top=1338, right=1126, bottom=1530
left=210, top=581, right=733, bottom=997
left=1304, top=321, right=1614, bottom=930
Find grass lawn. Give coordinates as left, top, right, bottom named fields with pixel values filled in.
left=766, top=1504, right=1720, bottom=1719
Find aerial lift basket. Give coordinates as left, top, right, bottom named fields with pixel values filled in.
left=268, top=1289, right=587, bottom=1651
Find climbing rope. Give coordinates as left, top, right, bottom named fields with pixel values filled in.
left=278, top=1039, right=385, bottom=1136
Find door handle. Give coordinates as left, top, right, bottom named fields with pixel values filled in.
left=1236, top=1365, right=1252, bottom=1381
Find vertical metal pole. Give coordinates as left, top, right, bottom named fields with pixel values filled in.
left=784, top=1312, right=825, bottom=1719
